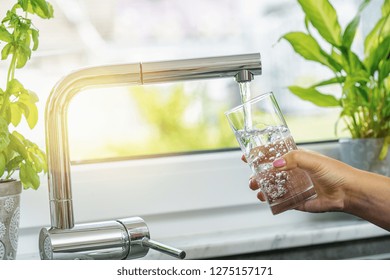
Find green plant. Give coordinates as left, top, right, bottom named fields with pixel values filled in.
left=0, top=0, right=53, bottom=189
left=103, top=84, right=236, bottom=158
left=281, top=0, right=390, bottom=154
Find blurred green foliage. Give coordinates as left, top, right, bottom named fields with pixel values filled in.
left=108, top=84, right=238, bottom=157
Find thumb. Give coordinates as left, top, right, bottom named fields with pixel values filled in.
left=272, top=149, right=324, bottom=173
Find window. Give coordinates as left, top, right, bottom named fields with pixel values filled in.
left=4, top=0, right=381, bottom=162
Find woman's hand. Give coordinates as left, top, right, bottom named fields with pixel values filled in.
left=243, top=149, right=353, bottom=213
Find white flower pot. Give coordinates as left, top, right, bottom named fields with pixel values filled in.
left=0, top=180, right=22, bottom=260
left=339, top=138, right=390, bottom=176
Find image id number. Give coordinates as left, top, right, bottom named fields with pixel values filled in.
left=210, top=266, right=273, bottom=276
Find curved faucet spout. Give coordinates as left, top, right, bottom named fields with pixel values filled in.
left=45, top=53, right=262, bottom=229
left=45, top=63, right=142, bottom=229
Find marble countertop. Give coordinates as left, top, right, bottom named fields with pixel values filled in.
left=143, top=210, right=389, bottom=260
left=17, top=204, right=389, bottom=260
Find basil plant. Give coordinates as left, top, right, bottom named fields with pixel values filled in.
left=0, top=0, right=53, bottom=189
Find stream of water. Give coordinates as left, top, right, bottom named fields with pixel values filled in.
left=238, top=81, right=252, bottom=131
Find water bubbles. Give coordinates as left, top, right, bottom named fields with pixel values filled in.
left=255, top=167, right=290, bottom=202
left=237, top=126, right=300, bottom=203
left=259, top=179, right=265, bottom=185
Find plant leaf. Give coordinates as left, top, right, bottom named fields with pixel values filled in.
left=364, top=36, right=390, bottom=74
left=27, top=89, right=39, bottom=102
left=0, top=153, right=5, bottom=177
left=19, top=161, right=40, bottom=190
left=364, top=15, right=390, bottom=57
left=281, top=32, right=325, bottom=61
left=7, top=130, right=46, bottom=188
left=30, top=29, right=39, bottom=51
left=382, top=0, right=390, bottom=16
left=379, top=55, right=390, bottom=84
left=16, top=45, right=31, bottom=68
left=26, top=142, right=47, bottom=173
left=342, top=69, right=370, bottom=101
left=288, top=85, right=340, bottom=107
left=1, top=43, right=13, bottom=60
left=342, top=15, right=360, bottom=49
left=322, top=49, right=344, bottom=72
left=8, top=80, right=39, bottom=129
left=342, top=0, right=371, bottom=49
left=0, top=25, right=12, bottom=43
left=17, top=0, right=29, bottom=10
left=330, top=49, right=343, bottom=66
left=281, top=32, right=341, bottom=71
left=9, top=131, right=28, bottom=159
left=8, top=79, right=27, bottom=95
left=35, top=148, right=47, bottom=173
left=311, top=76, right=345, bottom=87
left=24, top=0, right=54, bottom=19
left=297, top=0, right=342, bottom=46
left=340, top=48, right=366, bottom=74
left=5, top=155, right=23, bottom=175
left=9, top=103, right=22, bottom=127
left=0, top=117, right=10, bottom=152
left=343, top=69, right=370, bottom=85
left=18, top=94, right=38, bottom=129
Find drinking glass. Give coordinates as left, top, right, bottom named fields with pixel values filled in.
left=225, top=92, right=317, bottom=215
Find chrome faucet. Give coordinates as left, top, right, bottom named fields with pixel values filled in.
left=39, top=53, right=262, bottom=260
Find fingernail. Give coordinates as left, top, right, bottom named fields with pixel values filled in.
left=273, top=158, right=286, bottom=168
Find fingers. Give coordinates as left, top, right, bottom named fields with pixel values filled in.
left=272, top=150, right=299, bottom=170
left=273, top=157, right=286, bottom=168
left=249, top=177, right=259, bottom=190
left=257, top=191, right=266, bottom=202
left=245, top=150, right=328, bottom=206
left=249, top=177, right=266, bottom=202
left=244, top=150, right=322, bottom=172
left=272, top=149, right=324, bottom=173
left=244, top=156, right=265, bottom=202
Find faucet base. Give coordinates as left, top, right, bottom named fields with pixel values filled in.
left=39, top=217, right=185, bottom=260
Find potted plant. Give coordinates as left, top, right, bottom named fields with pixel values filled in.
left=0, top=0, right=53, bottom=260
left=280, top=0, right=390, bottom=175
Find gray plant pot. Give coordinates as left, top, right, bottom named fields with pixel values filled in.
left=0, top=180, right=22, bottom=260
left=339, top=138, right=390, bottom=176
